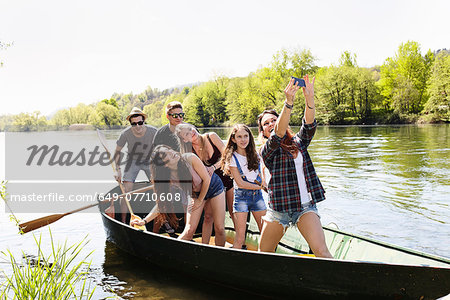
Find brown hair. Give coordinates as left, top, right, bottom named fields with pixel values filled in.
left=257, top=109, right=298, bottom=156
left=220, top=124, right=259, bottom=177
left=165, top=101, right=183, bottom=114
left=150, top=144, right=192, bottom=229
left=257, top=109, right=278, bottom=144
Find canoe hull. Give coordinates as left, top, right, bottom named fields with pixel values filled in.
left=101, top=212, right=450, bottom=300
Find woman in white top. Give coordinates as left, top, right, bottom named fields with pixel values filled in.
left=221, top=124, right=267, bottom=249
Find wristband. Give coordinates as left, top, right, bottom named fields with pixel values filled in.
left=306, top=102, right=315, bottom=109
left=143, top=219, right=148, bottom=224
left=284, top=101, right=294, bottom=109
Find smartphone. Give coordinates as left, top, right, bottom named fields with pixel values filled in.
left=291, top=76, right=306, bottom=87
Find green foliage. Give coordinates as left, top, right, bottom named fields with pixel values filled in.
left=0, top=231, right=96, bottom=300
left=100, top=98, right=119, bottom=109
left=423, top=51, right=450, bottom=122
left=224, top=48, right=318, bottom=126
left=316, top=52, right=380, bottom=124
left=379, top=41, right=434, bottom=114
left=11, top=111, right=48, bottom=131
left=50, top=104, right=95, bottom=127
left=89, top=102, right=122, bottom=128
left=143, top=99, right=165, bottom=127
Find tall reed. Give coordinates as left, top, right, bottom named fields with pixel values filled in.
left=0, top=230, right=96, bottom=300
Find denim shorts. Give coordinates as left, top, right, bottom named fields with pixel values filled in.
left=204, top=173, right=224, bottom=200
left=262, top=202, right=319, bottom=229
left=233, top=189, right=267, bottom=213
left=122, top=161, right=151, bottom=182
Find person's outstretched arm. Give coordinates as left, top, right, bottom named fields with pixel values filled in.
left=274, top=77, right=300, bottom=138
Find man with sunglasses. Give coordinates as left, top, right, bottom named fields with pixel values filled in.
left=152, top=101, right=185, bottom=152
left=114, top=107, right=157, bottom=222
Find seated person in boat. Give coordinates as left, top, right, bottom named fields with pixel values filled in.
left=175, top=123, right=235, bottom=244
left=131, top=145, right=227, bottom=246
left=258, top=76, right=333, bottom=258
left=113, top=107, right=157, bottom=223
left=221, top=124, right=267, bottom=249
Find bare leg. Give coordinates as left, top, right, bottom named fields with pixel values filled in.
left=178, top=199, right=206, bottom=241
left=232, top=212, right=248, bottom=248
left=209, top=192, right=226, bottom=246
left=296, top=212, right=333, bottom=258
left=258, top=219, right=284, bottom=252
left=251, top=210, right=267, bottom=232
left=226, top=188, right=236, bottom=228
left=201, top=201, right=214, bottom=244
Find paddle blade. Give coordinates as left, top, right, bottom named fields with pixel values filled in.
left=130, top=214, right=146, bottom=231
left=19, top=214, right=65, bottom=234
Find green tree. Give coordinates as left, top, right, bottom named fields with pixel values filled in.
left=12, top=111, right=48, bottom=131
left=50, top=109, right=71, bottom=127
left=379, top=41, right=434, bottom=114
left=50, top=104, right=95, bottom=127
left=316, top=52, right=380, bottom=124
left=184, top=86, right=209, bottom=126
left=223, top=48, right=318, bottom=126
left=89, top=102, right=122, bottom=128
left=423, top=51, right=450, bottom=121
left=101, top=98, right=119, bottom=109
left=143, top=99, right=165, bottom=127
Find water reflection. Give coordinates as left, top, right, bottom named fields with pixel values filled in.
left=101, top=241, right=264, bottom=300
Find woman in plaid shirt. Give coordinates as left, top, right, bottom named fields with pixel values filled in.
left=258, top=76, right=333, bottom=258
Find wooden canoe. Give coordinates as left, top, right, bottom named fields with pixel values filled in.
left=99, top=183, right=450, bottom=299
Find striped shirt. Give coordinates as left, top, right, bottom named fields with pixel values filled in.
left=260, top=118, right=325, bottom=213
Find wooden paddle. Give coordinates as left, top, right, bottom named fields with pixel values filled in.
left=96, top=129, right=119, bottom=218
left=96, top=129, right=146, bottom=231
left=18, top=184, right=154, bottom=234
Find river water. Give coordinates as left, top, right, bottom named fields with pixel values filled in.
left=1, top=124, right=449, bottom=299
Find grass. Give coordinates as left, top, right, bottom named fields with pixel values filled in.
left=1, top=181, right=97, bottom=299
left=0, top=231, right=96, bottom=300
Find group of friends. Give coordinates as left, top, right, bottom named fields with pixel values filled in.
left=112, top=76, right=333, bottom=258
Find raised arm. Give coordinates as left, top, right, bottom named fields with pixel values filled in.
left=303, top=75, right=315, bottom=124
left=274, top=78, right=300, bottom=137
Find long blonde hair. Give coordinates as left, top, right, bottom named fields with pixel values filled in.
left=220, top=124, right=259, bottom=177
left=175, top=123, right=211, bottom=162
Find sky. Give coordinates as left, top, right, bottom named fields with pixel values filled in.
left=0, top=0, right=449, bottom=116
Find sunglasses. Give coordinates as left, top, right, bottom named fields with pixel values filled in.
left=130, top=120, right=144, bottom=126
left=168, top=113, right=185, bottom=119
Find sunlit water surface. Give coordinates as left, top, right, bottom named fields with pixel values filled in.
left=1, top=124, right=448, bottom=299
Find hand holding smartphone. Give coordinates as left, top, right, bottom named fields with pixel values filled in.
left=291, top=76, right=306, bottom=87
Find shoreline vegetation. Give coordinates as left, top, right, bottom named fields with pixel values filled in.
left=1, top=41, right=449, bottom=132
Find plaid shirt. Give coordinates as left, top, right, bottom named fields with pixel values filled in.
left=261, top=118, right=325, bottom=213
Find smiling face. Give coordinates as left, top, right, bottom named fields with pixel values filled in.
left=129, top=115, right=145, bottom=136
left=166, top=108, right=184, bottom=126
left=178, top=127, right=195, bottom=143
left=232, top=127, right=250, bottom=151
left=159, top=146, right=180, bottom=170
left=260, top=113, right=278, bottom=138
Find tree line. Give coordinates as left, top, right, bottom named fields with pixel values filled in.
left=1, top=40, right=448, bottom=131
